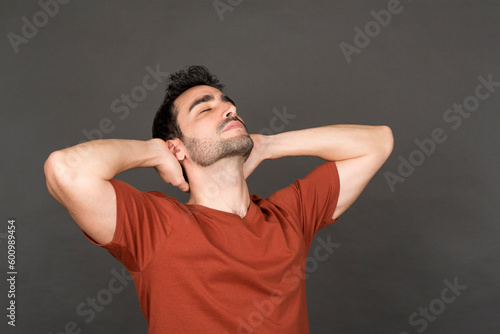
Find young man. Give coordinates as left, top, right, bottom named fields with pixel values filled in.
left=44, top=66, right=393, bottom=333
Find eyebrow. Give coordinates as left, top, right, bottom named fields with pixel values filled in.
left=221, top=94, right=236, bottom=106
left=188, top=93, right=236, bottom=113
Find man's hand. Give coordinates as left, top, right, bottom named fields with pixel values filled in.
left=150, top=139, right=190, bottom=192
left=243, top=134, right=270, bottom=179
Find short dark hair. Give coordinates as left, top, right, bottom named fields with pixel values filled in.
left=152, top=65, right=225, bottom=140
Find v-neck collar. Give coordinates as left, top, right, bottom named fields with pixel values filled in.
left=185, top=198, right=256, bottom=220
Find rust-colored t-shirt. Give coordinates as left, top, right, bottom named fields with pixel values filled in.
left=82, top=161, right=340, bottom=333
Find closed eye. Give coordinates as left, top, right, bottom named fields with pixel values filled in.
left=200, top=108, right=211, bottom=113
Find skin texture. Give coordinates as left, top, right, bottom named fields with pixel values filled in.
left=44, top=84, right=394, bottom=245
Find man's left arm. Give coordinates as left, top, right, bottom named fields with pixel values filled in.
left=243, top=125, right=394, bottom=219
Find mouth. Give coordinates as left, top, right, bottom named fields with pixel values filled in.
left=223, top=121, right=245, bottom=132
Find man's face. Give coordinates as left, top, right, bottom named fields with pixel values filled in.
left=174, top=85, right=254, bottom=167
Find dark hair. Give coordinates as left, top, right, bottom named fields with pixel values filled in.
left=152, top=65, right=225, bottom=140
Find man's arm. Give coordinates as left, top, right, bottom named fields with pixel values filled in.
left=243, top=125, right=394, bottom=219
left=44, top=139, right=188, bottom=245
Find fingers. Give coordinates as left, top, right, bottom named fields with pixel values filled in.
left=170, top=177, right=190, bottom=193
left=177, top=181, right=190, bottom=193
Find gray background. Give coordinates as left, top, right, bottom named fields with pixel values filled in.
left=1, top=0, right=499, bottom=333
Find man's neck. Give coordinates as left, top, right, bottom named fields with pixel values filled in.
left=185, top=157, right=250, bottom=218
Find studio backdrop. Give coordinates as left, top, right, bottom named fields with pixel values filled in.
left=1, top=0, right=499, bottom=333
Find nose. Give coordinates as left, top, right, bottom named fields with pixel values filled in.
left=223, top=103, right=237, bottom=118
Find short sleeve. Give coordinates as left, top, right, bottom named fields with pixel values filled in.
left=267, top=161, right=341, bottom=248
left=81, top=179, right=186, bottom=272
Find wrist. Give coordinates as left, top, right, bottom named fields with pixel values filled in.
left=261, top=134, right=274, bottom=160
left=148, top=138, right=170, bottom=167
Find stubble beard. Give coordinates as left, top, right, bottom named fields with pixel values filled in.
left=183, top=134, right=254, bottom=167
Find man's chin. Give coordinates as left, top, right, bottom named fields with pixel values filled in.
left=213, top=136, right=254, bottom=164
left=184, top=134, right=254, bottom=167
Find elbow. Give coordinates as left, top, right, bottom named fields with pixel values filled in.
left=44, top=151, right=72, bottom=189
left=44, top=151, right=61, bottom=181
left=44, top=151, right=63, bottom=199
left=377, top=125, right=394, bottom=158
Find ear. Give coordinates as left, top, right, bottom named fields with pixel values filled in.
left=166, top=138, right=186, bottom=161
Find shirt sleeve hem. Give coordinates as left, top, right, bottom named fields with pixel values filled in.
left=322, top=161, right=341, bottom=226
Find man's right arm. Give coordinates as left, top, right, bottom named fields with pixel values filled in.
left=43, top=139, right=188, bottom=245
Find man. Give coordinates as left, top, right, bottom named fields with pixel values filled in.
left=44, top=65, right=393, bottom=333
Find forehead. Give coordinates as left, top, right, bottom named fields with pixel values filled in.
left=175, top=85, right=222, bottom=115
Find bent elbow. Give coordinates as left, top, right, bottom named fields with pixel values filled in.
left=44, top=151, right=74, bottom=189
left=44, top=151, right=62, bottom=181
left=378, top=125, right=394, bottom=158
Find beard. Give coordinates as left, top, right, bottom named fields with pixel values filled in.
left=183, top=132, right=254, bottom=167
